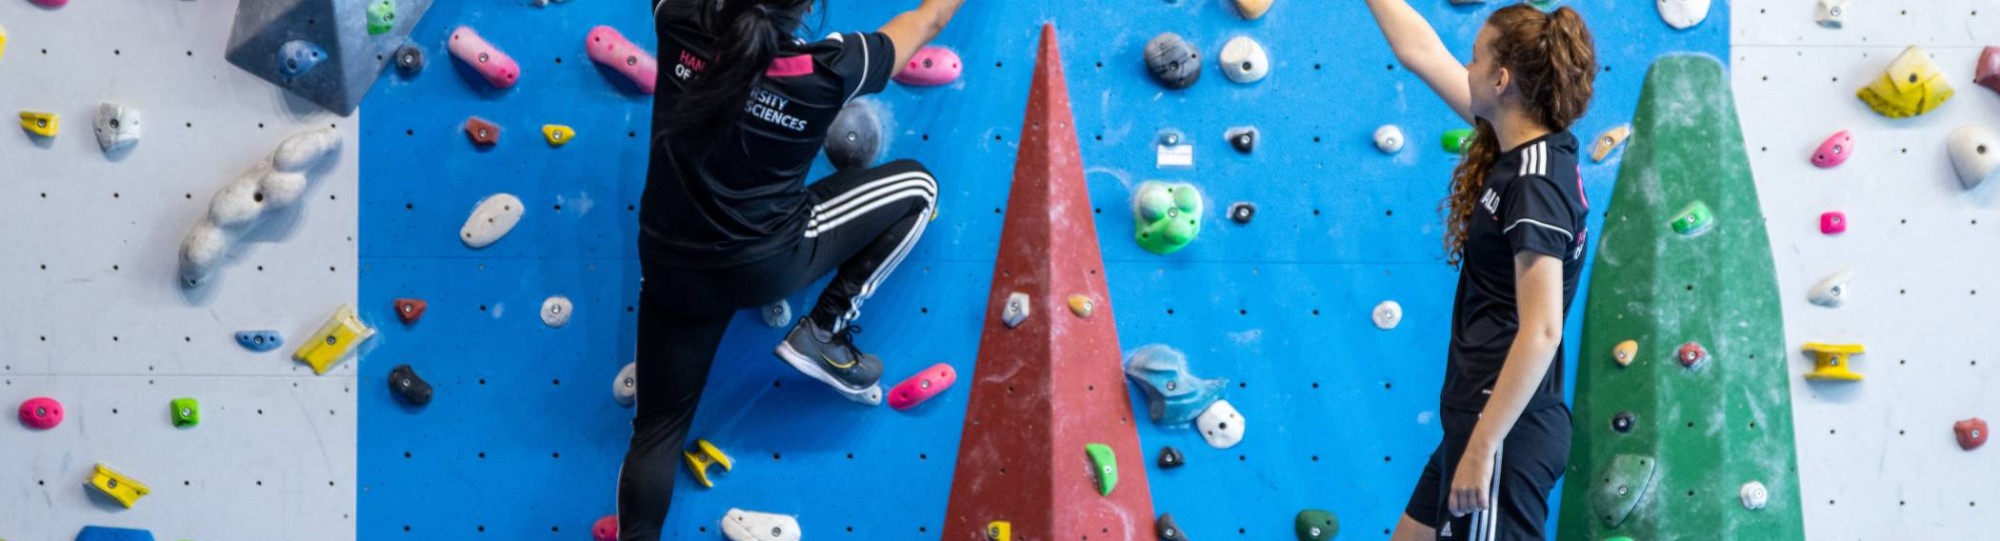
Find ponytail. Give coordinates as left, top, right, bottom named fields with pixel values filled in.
left=666, top=0, right=815, bottom=140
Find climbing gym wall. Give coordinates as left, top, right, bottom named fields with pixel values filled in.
left=0, top=0, right=362, bottom=539
left=1731, top=1, right=2000, bottom=538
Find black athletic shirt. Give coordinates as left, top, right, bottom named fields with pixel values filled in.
left=644, top=0, right=897, bottom=267
left=1441, top=131, right=1590, bottom=413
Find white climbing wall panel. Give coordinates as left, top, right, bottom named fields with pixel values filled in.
left=1733, top=1, right=2000, bottom=539
left=0, top=0, right=359, bottom=538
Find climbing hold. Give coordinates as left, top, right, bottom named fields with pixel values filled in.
left=1133, top=181, right=1204, bottom=255
left=1156, top=129, right=1194, bottom=167
left=1955, top=418, right=1987, bottom=450
left=1590, top=124, right=1630, bottom=162
left=89, top=463, right=152, bottom=508
left=542, top=296, right=573, bottom=328
left=894, top=46, right=962, bottom=86
left=1656, top=0, right=1710, bottom=30
left=719, top=509, right=800, bottom=541
left=1156, top=513, right=1185, bottom=540
left=585, top=26, right=659, bottom=94
left=1441, top=128, right=1473, bottom=154
left=1085, top=443, right=1118, bottom=496
left=1856, top=46, right=1954, bottom=119
left=1808, top=270, right=1851, bottom=308
left=1374, top=125, right=1405, bottom=154
left=1159, top=130, right=1183, bottom=147
left=1226, top=126, right=1258, bottom=153
left=761, top=300, right=792, bottom=328
left=1801, top=342, right=1864, bottom=381
left=1144, top=33, right=1202, bottom=89
left=1611, top=411, right=1635, bottom=433
left=1233, top=0, right=1272, bottom=19
left=19, top=110, right=58, bottom=138
left=235, top=330, right=284, bottom=352
left=1197, top=400, right=1245, bottom=449
left=1295, top=509, right=1339, bottom=541
left=1811, top=130, right=1853, bottom=169
left=1228, top=202, right=1256, bottom=224
left=28, top=0, right=69, bottom=6
left=1067, top=294, right=1094, bottom=318
left=1670, top=201, right=1714, bottom=236
left=1219, top=36, right=1269, bottom=84
left=1815, top=0, right=1846, bottom=28
left=1124, top=344, right=1227, bottom=426
left=542, top=124, right=575, bottom=146
left=394, top=43, right=426, bottom=74
left=461, top=193, right=524, bottom=249
left=448, top=26, right=521, bottom=89
left=294, top=304, right=375, bottom=375
left=1677, top=342, right=1708, bottom=369
left=1612, top=340, right=1637, bottom=367
left=1948, top=125, right=2000, bottom=190
left=92, top=102, right=141, bottom=154
left=0, top=24, right=8, bottom=62
left=464, top=116, right=500, bottom=146
left=888, top=362, right=957, bottom=411
left=683, top=439, right=733, bottom=488
left=613, top=361, right=638, bottom=406
left=1372, top=300, right=1402, bottom=330
left=18, top=397, right=62, bottom=430
left=1157, top=445, right=1185, bottom=469
left=389, top=364, right=433, bottom=406
left=1819, top=212, right=1846, bottom=235
left=1591, top=454, right=1657, bottom=527
left=592, top=515, right=619, bottom=541
left=366, top=0, right=396, bottom=35
left=169, top=397, right=200, bottom=428
left=1740, top=481, right=1769, bottom=510
left=180, top=128, right=345, bottom=287
left=824, top=98, right=886, bottom=171
left=1979, top=47, right=2000, bottom=95
left=985, top=521, right=1012, bottom=541
left=278, top=40, right=327, bottom=80
left=394, top=298, right=427, bottom=324
left=1001, top=292, right=1031, bottom=328
left=75, top=526, right=155, bottom=541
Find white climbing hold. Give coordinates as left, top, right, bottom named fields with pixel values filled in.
left=1657, top=0, right=1711, bottom=30
left=1196, top=399, right=1245, bottom=449
left=1808, top=270, right=1851, bottom=308
left=1219, top=36, right=1269, bottom=84
left=1740, top=481, right=1769, bottom=510
left=761, top=300, right=792, bottom=328
left=1002, top=292, right=1031, bottom=328
left=613, top=361, right=637, bottom=406
left=541, top=296, right=572, bottom=328
left=1815, top=0, right=1846, bottom=28
left=178, top=128, right=343, bottom=287
left=93, top=102, right=140, bottom=153
left=1373, top=301, right=1403, bottom=330
left=720, top=508, right=802, bottom=541
left=1374, top=125, right=1405, bottom=154
left=460, top=193, right=524, bottom=249
left=1948, top=125, right=2000, bottom=190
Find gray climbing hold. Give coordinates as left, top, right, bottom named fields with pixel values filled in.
left=1612, top=410, right=1635, bottom=433
left=1157, top=513, right=1186, bottom=540
left=1157, top=445, right=1185, bottom=469
left=1001, top=292, right=1030, bottom=328
left=1228, top=202, right=1256, bottom=224
left=1125, top=344, right=1227, bottom=426
left=1225, top=126, right=1258, bottom=153
left=761, top=300, right=792, bottom=328
left=825, top=97, right=888, bottom=171
left=1145, top=33, right=1202, bottom=89
left=1949, top=125, right=2000, bottom=190
left=395, top=43, right=426, bottom=74
left=225, top=0, right=435, bottom=115
left=1219, top=36, right=1268, bottom=84
left=93, top=102, right=141, bottom=154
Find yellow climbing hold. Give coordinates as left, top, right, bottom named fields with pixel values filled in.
left=1856, top=46, right=1953, bottom=118
left=89, top=463, right=151, bottom=508
left=1, top=23, right=9, bottom=62
left=1234, top=0, right=1272, bottom=20
left=682, top=438, right=734, bottom=488
left=1802, top=342, right=1865, bottom=381
left=542, top=124, right=575, bottom=146
left=293, top=304, right=375, bottom=375
left=1612, top=339, right=1638, bottom=367
left=985, top=521, right=1012, bottom=541
left=19, top=111, right=58, bottom=138
left=1068, top=294, right=1094, bottom=318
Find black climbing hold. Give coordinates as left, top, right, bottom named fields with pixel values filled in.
left=395, top=43, right=426, bottom=74
left=1226, top=126, right=1258, bottom=153
left=824, top=99, right=884, bottom=171
left=1144, top=33, right=1202, bottom=89
left=1157, top=446, right=1185, bottom=469
left=1612, top=410, right=1635, bottom=433
left=1228, top=202, right=1256, bottom=224
left=1156, top=512, right=1185, bottom=541
left=390, top=364, right=433, bottom=406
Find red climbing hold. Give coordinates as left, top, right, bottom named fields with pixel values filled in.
left=1978, top=47, right=2000, bottom=96
left=591, top=515, right=618, bottom=541
left=1957, top=418, right=1988, bottom=451
left=394, top=298, right=427, bottom=324
left=889, top=363, right=958, bottom=411
left=18, top=396, right=62, bottom=429
left=464, top=117, right=500, bottom=146
left=1678, top=342, right=1708, bottom=368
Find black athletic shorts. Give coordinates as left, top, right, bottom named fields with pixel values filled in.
left=1405, top=404, right=1572, bottom=541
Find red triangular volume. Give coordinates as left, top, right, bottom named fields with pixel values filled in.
left=941, top=24, right=1155, bottom=539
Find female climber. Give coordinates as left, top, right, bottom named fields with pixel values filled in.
left=1363, top=2, right=1597, bottom=540
left=622, top=0, right=966, bottom=538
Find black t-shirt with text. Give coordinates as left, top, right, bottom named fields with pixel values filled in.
left=643, top=0, right=897, bottom=267
left=1442, top=131, right=1590, bottom=413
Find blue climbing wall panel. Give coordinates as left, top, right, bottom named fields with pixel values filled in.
left=358, top=0, right=1727, bottom=538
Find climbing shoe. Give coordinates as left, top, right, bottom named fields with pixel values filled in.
left=774, top=317, right=885, bottom=406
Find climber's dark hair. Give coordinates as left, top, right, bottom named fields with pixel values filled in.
left=666, top=0, right=822, bottom=139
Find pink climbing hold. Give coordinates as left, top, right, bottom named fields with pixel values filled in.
left=18, top=397, right=63, bottom=430
left=591, top=515, right=618, bottom=541
left=888, top=362, right=958, bottom=411
left=894, top=46, right=963, bottom=87
left=448, top=26, right=520, bottom=89
left=1820, top=212, right=1846, bottom=235
left=585, top=26, right=657, bottom=95
left=1811, top=130, right=1853, bottom=169
left=1977, top=47, right=2000, bottom=96
left=28, top=0, right=68, bottom=7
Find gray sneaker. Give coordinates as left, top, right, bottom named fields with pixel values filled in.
left=773, top=318, right=884, bottom=405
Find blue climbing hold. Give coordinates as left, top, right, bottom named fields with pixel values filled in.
left=1124, top=344, right=1227, bottom=427
left=278, top=39, right=327, bottom=80
left=76, top=526, right=156, bottom=541
left=236, top=330, right=283, bottom=352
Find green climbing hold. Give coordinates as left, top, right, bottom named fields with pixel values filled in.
left=1527, top=0, right=1561, bottom=11
left=170, top=397, right=200, bottom=428
left=1085, top=443, right=1117, bottom=496
left=1441, top=128, right=1474, bottom=154
left=1133, top=181, right=1203, bottom=255
left=1295, top=509, right=1339, bottom=540
left=367, top=0, right=397, bottom=36
left=1670, top=201, right=1713, bottom=236
left=1589, top=454, right=1657, bottom=528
